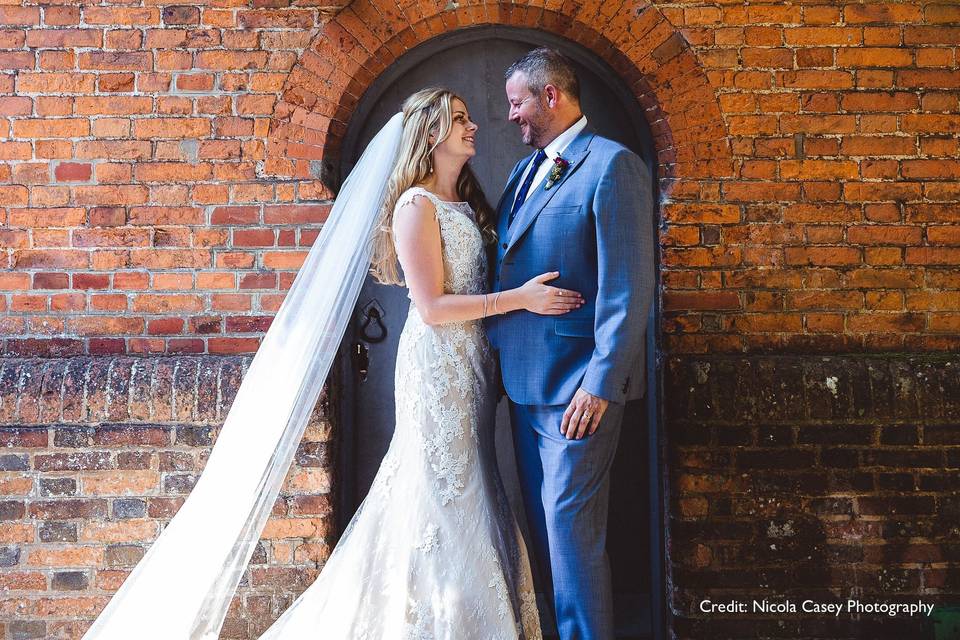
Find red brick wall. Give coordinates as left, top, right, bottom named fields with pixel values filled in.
left=0, top=356, right=334, bottom=639
left=657, top=1, right=960, bottom=354
left=0, top=2, right=336, bottom=357
left=666, top=354, right=960, bottom=638
left=2, top=1, right=960, bottom=638
left=2, top=1, right=957, bottom=355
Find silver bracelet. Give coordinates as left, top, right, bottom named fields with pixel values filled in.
left=481, top=293, right=488, bottom=318
left=493, top=292, right=502, bottom=315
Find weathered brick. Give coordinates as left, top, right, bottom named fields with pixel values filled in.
left=0, top=501, right=25, bottom=520
left=7, top=620, right=46, bottom=639
left=80, top=470, right=159, bottom=496
left=174, top=426, right=215, bottom=446
left=53, top=426, right=94, bottom=448
left=79, top=519, right=158, bottom=543
left=92, top=425, right=169, bottom=447
left=162, top=6, right=200, bottom=25
left=0, top=454, right=29, bottom=471
left=112, top=498, right=147, bottom=519
left=115, top=451, right=153, bottom=470
left=34, top=452, right=112, bottom=472
left=39, top=522, right=77, bottom=543
left=0, top=545, right=21, bottom=567
left=859, top=496, right=937, bottom=516
left=104, top=544, right=144, bottom=567
left=163, top=473, right=199, bottom=494
left=51, top=571, right=89, bottom=591
left=39, top=478, right=77, bottom=497
left=29, top=499, right=108, bottom=520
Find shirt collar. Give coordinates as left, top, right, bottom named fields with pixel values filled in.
left=543, top=115, right=588, bottom=161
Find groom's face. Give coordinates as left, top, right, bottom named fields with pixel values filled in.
left=506, top=72, right=550, bottom=149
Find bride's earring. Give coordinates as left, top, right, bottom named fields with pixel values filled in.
left=427, top=134, right=435, bottom=174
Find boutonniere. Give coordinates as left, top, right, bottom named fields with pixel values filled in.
left=544, top=155, right=569, bottom=190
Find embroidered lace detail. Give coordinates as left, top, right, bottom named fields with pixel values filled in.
left=392, top=187, right=491, bottom=506
left=256, top=186, right=541, bottom=640
left=405, top=597, right=433, bottom=640
left=415, top=523, right=440, bottom=553
left=520, top=590, right=539, bottom=632
left=488, top=559, right=512, bottom=621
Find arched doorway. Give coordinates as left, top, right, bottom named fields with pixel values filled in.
left=335, top=26, right=665, bottom=640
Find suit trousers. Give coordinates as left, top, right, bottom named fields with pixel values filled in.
left=509, top=400, right=625, bottom=640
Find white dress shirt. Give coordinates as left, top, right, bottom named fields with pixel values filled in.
left=514, top=115, right=588, bottom=204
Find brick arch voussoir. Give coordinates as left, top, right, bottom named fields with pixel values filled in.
left=266, top=0, right=734, bottom=196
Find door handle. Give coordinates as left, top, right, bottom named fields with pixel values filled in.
left=359, top=304, right=387, bottom=344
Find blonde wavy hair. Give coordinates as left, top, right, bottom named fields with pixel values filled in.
left=370, top=88, right=496, bottom=285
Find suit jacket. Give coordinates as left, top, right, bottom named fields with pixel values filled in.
left=486, top=128, right=654, bottom=405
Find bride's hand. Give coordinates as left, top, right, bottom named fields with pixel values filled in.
left=517, top=272, right=584, bottom=315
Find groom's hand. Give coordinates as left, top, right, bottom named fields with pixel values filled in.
left=560, top=388, right=609, bottom=440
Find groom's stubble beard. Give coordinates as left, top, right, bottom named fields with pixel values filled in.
left=521, top=97, right=551, bottom=149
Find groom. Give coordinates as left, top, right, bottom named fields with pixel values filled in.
left=488, top=48, right=654, bottom=639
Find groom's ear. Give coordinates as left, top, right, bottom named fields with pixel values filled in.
left=543, top=84, right=560, bottom=109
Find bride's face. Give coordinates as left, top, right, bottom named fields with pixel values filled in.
left=430, top=98, right=478, bottom=165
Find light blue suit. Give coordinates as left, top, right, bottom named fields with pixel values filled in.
left=487, top=128, right=654, bottom=639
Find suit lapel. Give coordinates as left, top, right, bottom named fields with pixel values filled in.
left=507, top=130, right=594, bottom=249
left=496, top=156, right=530, bottom=218
left=496, top=153, right=534, bottom=241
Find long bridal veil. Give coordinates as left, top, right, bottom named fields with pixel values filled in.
left=83, top=113, right=404, bottom=640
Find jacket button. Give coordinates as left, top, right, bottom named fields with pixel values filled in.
left=501, top=242, right=507, bottom=249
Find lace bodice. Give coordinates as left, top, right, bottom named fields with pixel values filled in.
left=393, top=187, right=487, bottom=297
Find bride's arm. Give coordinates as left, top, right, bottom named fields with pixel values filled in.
left=393, top=196, right=583, bottom=326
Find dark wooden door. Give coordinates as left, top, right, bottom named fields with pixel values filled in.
left=337, top=28, right=663, bottom=640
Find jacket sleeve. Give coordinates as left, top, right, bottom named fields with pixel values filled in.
left=580, top=149, right=655, bottom=403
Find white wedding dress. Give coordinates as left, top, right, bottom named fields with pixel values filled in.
left=258, top=187, right=542, bottom=639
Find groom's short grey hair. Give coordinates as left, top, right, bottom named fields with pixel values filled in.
left=505, top=47, right=581, bottom=103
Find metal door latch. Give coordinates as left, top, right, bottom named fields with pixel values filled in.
left=353, top=342, right=369, bottom=382
left=359, top=299, right=387, bottom=344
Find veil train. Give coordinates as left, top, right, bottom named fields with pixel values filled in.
left=82, top=114, right=404, bottom=639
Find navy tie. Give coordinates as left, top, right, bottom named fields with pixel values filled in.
left=508, top=149, right=547, bottom=228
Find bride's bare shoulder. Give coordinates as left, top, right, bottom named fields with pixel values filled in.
left=394, top=187, right=439, bottom=220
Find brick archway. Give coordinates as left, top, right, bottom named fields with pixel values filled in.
left=264, top=0, right=733, bottom=199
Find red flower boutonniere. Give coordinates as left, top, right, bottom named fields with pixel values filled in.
left=544, top=155, right=569, bottom=190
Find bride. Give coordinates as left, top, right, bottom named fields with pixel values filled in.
left=255, top=88, right=587, bottom=639
left=82, top=87, right=583, bottom=639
